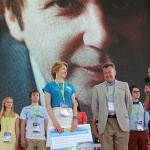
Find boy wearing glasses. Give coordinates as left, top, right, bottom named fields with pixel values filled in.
left=129, top=85, right=149, bottom=150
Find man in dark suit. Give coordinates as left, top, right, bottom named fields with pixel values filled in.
left=92, top=62, right=132, bottom=150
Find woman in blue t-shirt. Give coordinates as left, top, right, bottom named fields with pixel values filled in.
left=43, top=61, right=78, bottom=150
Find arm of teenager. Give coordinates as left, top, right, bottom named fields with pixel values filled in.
left=125, top=83, right=133, bottom=116
left=144, top=85, right=150, bottom=111
left=82, top=112, right=88, bottom=124
left=145, top=110, right=150, bottom=132
left=0, top=113, right=1, bottom=131
left=44, top=107, right=48, bottom=136
left=15, top=116, right=19, bottom=149
left=45, top=118, right=48, bottom=137
left=70, top=93, right=78, bottom=132
left=45, top=91, right=63, bottom=133
left=21, top=119, right=27, bottom=148
left=92, top=116, right=100, bottom=141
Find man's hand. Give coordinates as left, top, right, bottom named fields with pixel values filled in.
left=144, top=85, right=150, bottom=95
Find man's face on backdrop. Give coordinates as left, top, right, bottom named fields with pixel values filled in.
left=6, top=0, right=150, bottom=105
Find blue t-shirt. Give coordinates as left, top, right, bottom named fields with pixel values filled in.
left=43, top=81, right=75, bottom=108
left=20, top=105, right=48, bottom=140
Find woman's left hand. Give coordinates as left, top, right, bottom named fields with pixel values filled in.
left=70, top=119, right=78, bottom=132
left=15, top=141, right=18, bottom=150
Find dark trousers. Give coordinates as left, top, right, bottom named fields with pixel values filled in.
left=128, top=130, right=148, bottom=150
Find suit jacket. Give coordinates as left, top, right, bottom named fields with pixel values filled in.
left=92, top=80, right=133, bottom=134
left=0, top=16, right=37, bottom=114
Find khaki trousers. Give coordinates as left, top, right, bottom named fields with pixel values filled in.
left=26, top=139, right=46, bottom=150
left=100, top=118, right=129, bottom=150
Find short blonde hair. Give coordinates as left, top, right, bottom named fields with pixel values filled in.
left=51, top=61, right=68, bottom=80
left=0, top=97, right=15, bottom=119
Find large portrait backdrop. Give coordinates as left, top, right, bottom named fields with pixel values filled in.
left=0, top=0, right=150, bottom=126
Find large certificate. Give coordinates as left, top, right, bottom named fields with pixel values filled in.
left=49, top=124, right=93, bottom=150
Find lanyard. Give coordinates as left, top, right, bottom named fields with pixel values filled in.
left=5, top=114, right=11, bottom=131
left=31, top=105, right=39, bottom=121
left=55, top=81, right=65, bottom=101
left=132, top=104, right=140, bottom=118
left=107, top=85, right=115, bottom=98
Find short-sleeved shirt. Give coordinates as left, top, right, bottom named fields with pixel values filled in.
left=43, top=81, right=75, bottom=108
left=20, top=105, right=48, bottom=140
left=78, top=112, right=88, bottom=124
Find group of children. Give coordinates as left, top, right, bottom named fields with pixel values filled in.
left=0, top=90, right=48, bottom=150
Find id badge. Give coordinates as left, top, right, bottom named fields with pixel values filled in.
left=108, top=102, right=115, bottom=111
left=4, top=132, right=11, bottom=142
left=33, top=123, right=40, bottom=132
left=60, top=103, right=71, bottom=117
left=136, top=120, right=143, bottom=131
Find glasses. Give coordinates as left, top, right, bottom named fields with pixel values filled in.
left=132, top=91, right=140, bottom=93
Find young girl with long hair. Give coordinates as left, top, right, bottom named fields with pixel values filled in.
left=0, top=97, right=19, bottom=150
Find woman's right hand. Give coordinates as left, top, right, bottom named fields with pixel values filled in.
left=53, top=121, right=63, bottom=134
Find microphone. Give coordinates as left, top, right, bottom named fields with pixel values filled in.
left=145, top=77, right=150, bottom=86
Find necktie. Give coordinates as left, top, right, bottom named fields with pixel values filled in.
left=133, top=102, right=139, bottom=105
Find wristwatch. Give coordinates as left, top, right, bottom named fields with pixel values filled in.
left=73, top=116, right=79, bottom=120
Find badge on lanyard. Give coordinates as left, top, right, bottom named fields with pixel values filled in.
left=132, top=104, right=142, bottom=130
left=108, top=102, right=115, bottom=111
left=4, top=132, right=11, bottom=142
left=4, top=115, right=12, bottom=142
left=31, top=105, right=40, bottom=132
left=136, top=120, right=143, bottom=131
left=60, top=102, right=71, bottom=117
left=33, top=122, right=40, bottom=132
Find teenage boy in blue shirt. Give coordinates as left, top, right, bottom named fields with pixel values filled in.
left=20, top=90, right=48, bottom=150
